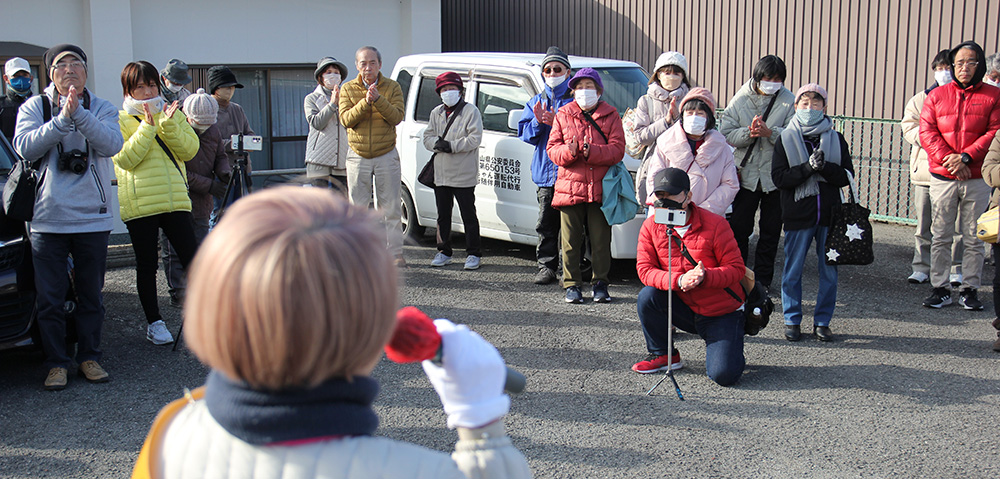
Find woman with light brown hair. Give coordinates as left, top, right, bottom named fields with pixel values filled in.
left=131, top=187, right=531, bottom=479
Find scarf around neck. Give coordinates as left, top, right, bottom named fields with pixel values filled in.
left=647, top=81, right=689, bottom=104
left=204, top=369, right=380, bottom=446
left=780, top=116, right=841, bottom=202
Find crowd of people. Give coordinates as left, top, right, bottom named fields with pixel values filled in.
left=2, top=38, right=1000, bottom=478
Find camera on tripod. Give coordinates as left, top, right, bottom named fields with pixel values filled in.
left=58, top=149, right=89, bottom=174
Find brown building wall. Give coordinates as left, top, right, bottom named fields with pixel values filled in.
left=442, top=0, right=1000, bottom=120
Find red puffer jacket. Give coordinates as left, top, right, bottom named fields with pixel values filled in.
left=636, top=205, right=745, bottom=317
left=919, top=81, right=1000, bottom=179
left=546, top=101, right=625, bottom=207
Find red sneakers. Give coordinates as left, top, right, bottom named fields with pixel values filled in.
left=632, top=351, right=683, bottom=373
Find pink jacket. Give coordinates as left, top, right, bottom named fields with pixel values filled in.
left=645, top=123, right=738, bottom=216
left=546, top=101, right=625, bottom=207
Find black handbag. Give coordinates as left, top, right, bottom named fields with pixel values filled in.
left=825, top=172, right=874, bottom=266
left=3, top=158, right=40, bottom=222
left=418, top=103, right=466, bottom=189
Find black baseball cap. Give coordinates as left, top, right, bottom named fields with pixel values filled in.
left=652, top=168, right=690, bottom=195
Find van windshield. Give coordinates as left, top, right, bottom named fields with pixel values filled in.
left=584, top=67, right=648, bottom=116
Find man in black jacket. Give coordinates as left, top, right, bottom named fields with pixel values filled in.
left=0, top=57, right=34, bottom=143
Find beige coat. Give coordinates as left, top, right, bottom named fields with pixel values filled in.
left=981, top=133, right=1000, bottom=208
left=422, top=102, right=483, bottom=188
left=901, top=90, right=932, bottom=186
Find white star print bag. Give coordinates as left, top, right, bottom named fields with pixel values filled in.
left=824, top=172, right=874, bottom=265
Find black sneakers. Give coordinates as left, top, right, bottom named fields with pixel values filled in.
left=922, top=287, right=952, bottom=308
left=959, top=288, right=984, bottom=311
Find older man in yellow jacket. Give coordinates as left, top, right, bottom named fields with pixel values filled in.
left=339, top=46, right=406, bottom=266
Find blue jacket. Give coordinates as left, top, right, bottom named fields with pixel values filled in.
left=518, top=78, right=573, bottom=187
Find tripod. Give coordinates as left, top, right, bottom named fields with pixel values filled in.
left=646, top=225, right=685, bottom=400
left=172, top=139, right=252, bottom=351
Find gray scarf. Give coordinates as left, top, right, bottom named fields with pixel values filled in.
left=780, top=116, right=841, bottom=202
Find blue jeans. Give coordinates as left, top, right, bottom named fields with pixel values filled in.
left=30, top=231, right=110, bottom=369
left=637, top=286, right=746, bottom=386
left=781, top=226, right=838, bottom=327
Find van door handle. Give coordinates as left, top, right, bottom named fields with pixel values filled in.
left=408, top=134, right=421, bottom=139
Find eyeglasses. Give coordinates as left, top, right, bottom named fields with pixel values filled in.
left=54, top=61, right=85, bottom=72
left=543, top=66, right=565, bottom=74
left=953, top=61, right=979, bottom=70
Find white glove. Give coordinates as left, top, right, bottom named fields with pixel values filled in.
left=422, top=319, right=511, bottom=429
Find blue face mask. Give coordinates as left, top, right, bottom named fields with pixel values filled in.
left=795, top=108, right=824, bottom=126
left=9, top=76, right=31, bottom=95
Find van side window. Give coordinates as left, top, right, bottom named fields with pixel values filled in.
left=396, top=69, right=414, bottom=111
left=475, top=83, right=531, bottom=134
left=413, top=76, right=440, bottom=123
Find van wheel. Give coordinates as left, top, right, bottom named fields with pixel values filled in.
left=401, top=186, right=425, bottom=240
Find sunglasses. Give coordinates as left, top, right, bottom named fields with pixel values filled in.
left=543, top=66, right=565, bottom=74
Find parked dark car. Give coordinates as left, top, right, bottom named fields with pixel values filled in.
left=0, top=134, right=37, bottom=351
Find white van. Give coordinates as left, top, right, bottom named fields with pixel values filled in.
left=391, top=53, right=648, bottom=259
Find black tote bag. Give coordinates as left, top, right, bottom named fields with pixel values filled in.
left=825, top=172, right=874, bottom=266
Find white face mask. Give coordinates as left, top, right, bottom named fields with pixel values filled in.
left=574, top=89, right=599, bottom=110
left=441, top=90, right=462, bottom=107
left=935, top=69, right=953, bottom=86
left=124, top=95, right=165, bottom=116
left=758, top=80, right=782, bottom=95
left=986, top=78, right=1000, bottom=87
left=164, top=81, right=183, bottom=93
left=683, top=114, right=707, bottom=136
left=190, top=122, right=210, bottom=133
left=323, top=72, right=341, bottom=89
left=545, top=74, right=567, bottom=89
left=660, top=73, right=683, bottom=91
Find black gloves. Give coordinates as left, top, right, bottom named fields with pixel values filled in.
left=210, top=180, right=228, bottom=198
left=809, top=148, right=825, bottom=171
left=434, top=137, right=452, bottom=153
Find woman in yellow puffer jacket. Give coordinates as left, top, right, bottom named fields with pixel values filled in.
left=112, top=61, right=199, bottom=346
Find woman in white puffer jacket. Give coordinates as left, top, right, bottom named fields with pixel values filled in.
left=632, top=51, right=692, bottom=200
left=131, top=187, right=531, bottom=479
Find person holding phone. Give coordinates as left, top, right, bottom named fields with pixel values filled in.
left=632, top=168, right=747, bottom=386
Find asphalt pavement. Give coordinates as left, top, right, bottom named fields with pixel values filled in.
left=1, top=221, right=999, bottom=478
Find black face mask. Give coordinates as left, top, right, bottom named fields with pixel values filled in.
left=653, top=198, right=684, bottom=209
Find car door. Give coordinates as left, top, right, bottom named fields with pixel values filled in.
left=470, top=71, right=537, bottom=243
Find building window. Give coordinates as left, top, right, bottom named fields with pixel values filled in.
left=190, top=65, right=315, bottom=175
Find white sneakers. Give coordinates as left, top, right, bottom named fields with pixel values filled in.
left=431, top=253, right=481, bottom=270
left=430, top=252, right=453, bottom=267
left=907, top=271, right=928, bottom=284
left=147, top=320, right=174, bottom=345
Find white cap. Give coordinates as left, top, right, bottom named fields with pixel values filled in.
left=5, top=57, right=30, bottom=77
left=653, top=51, right=688, bottom=75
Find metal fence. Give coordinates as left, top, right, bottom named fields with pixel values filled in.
left=833, top=116, right=916, bottom=225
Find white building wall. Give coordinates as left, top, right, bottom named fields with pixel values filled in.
left=5, top=0, right=442, bottom=100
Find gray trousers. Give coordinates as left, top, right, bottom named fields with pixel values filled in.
left=912, top=184, right=962, bottom=276
left=929, top=177, right=990, bottom=290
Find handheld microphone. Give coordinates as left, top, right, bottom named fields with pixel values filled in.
left=385, top=306, right=526, bottom=394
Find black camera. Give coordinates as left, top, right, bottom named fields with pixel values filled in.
left=58, top=149, right=88, bottom=174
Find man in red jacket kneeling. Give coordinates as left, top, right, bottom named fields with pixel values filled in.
left=633, top=167, right=747, bottom=386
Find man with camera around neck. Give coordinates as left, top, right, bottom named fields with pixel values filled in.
left=13, top=44, right=123, bottom=390
left=632, top=167, right=747, bottom=386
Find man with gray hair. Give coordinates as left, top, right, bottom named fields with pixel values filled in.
left=985, top=53, right=1000, bottom=87
left=339, top=46, right=406, bottom=266
left=14, top=44, right=123, bottom=390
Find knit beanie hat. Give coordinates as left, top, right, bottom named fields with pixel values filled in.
left=314, top=57, right=347, bottom=81
left=435, top=71, right=463, bottom=93
left=653, top=51, right=688, bottom=75
left=207, top=66, right=244, bottom=94
left=568, top=67, right=604, bottom=92
left=183, top=88, right=219, bottom=125
left=680, top=87, right=716, bottom=112
left=43, top=44, right=87, bottom=73
left=795, top=83, right=829, bottom=103
left=161, top=59, right=192, bottom=85
left=542, top=46, right=571, bottom=69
